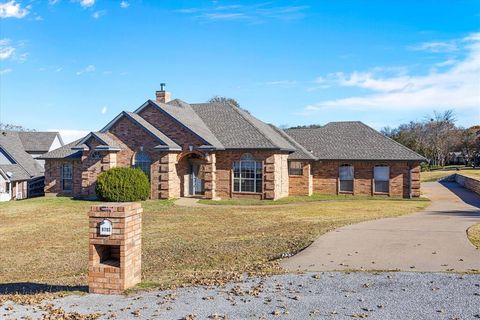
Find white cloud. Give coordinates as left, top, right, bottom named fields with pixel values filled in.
left=410, top=41, right=458, bottom=53
left=0, top=68, right=12, bottom=75
left=120, top=1, right=129, bottom=9
left=301, top=33, right=480, bottom=114
left=76, top=64, right=95, bottom=75
left=177, top=3, right=309, bottom=23
left=48, top=0, right=60, bottom=5
left=0, top=1, right=29, bottom=19
left=79, top=0, right=95, bottom=8
left=0, top=45, right=14, bottom=60
left=101, top=106, right=107, bottom=114
left=49, top=129, right=89, bottom=144
left=92, top=10, right=105, bottom=19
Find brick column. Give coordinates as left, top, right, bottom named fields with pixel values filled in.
left=264, top=155, right=275, bottom=200
left=204, top=153, right=218, bottom=200
left=159, top=153, right=180, bottom=199
left=88, top=203, right=142, bottom=294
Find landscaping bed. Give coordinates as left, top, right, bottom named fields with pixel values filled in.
left=468, top=223, right=480, bottom=249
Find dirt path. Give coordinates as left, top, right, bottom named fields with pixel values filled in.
left=281, top=181, right=480, bottom=272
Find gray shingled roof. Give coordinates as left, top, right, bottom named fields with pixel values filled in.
left=0, top=131, right=45, bottom=181
left=269, top=125, right=317, bottom=160
left=17, top=131, right=62, bottom=153
left=0, top=164, right=31, bottom=181
left=285, top=121, right=426, bottom=161
left=74, top=132, right=124, bottom=150
left=190, top=102, right=295, bottom=150
left=37, top=139, right=83, bottom=160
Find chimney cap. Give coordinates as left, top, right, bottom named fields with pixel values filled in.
left=160, top=83, right=166, bottom=91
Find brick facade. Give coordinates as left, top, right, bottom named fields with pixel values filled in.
left=43, top=102, right=421, bottom=200
left=88, top=203, right=142, bottom=294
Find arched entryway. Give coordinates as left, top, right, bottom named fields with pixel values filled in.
left=176, top=151, right=207, bottom=197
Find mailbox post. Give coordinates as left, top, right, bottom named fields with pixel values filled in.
left=88, top=202, right=142, bottom=294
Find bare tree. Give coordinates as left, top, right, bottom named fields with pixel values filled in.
left=0, top=123, right=35, bottom=132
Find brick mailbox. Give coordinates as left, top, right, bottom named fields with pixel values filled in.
left=88, top=202, right=142, bottom=294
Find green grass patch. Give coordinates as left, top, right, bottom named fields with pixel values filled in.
left=199, top=193, right=429, bottom=206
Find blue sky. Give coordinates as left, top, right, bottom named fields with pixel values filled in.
left=1, top=0, right=479, bottom=142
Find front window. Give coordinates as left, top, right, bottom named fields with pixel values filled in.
left=374, top=165, right=390, bottom=193
left=233, top=153, right=263, bottom=193
left=288, top=161, right=303, bottom=176
left=133, top=151, right=151, bottom=179
left=62, top=163, right=73, bottom=191
left=339, top=164, right=354, bottom=192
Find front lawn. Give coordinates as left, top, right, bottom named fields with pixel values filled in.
left=468, top=223, right=480, bottom=249
left=0, top=196, right=429, bottom=291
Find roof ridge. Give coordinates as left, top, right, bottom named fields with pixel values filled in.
left=272, top=125, right=317, bottom=160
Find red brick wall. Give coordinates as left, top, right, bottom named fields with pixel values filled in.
left=214, top=150, right=289, bottom=200
left=44, top=159, right=82, bottom=196
left=288, top=162, right=312, bottom=196
left=311, top=160, right=421, bottom=198
left=138, top=104, right=204, bottom=149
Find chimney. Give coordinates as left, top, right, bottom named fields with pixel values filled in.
left=155, top=83, right=171, bottom=103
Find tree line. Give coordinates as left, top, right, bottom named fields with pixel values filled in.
left=381, top=110, right=480, bottom=167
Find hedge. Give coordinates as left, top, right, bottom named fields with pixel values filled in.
left=96, top=167, right=150, bottom=202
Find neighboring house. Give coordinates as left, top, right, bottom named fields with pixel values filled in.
left=447, top=152, right=466, bottom=165
left=0, top=131, right=64, bottom=201
left=40, top=89, right=424, bottom=200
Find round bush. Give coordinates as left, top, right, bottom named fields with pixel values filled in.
left=96, top=167, right=150, bottom=202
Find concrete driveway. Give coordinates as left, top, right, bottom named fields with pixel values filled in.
left=281, top=181, right=480, bottom=272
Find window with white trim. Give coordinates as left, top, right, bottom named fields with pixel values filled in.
left=62, top=163, right=73, bottom=192
left=339, top=164, right=354, bottom=192
left=374, top=165, right=390, bottom=193
left=233, top=153, right=263, bottom=193
left=288, top=161, right=303, bottom=176
left=133, top=151, right=151, bottom=179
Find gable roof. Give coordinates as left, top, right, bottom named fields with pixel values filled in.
left=37, top=139, right=83, bottom=160
left=134, top=100, right=224, bottom=149
left=100, top=111, right=182, bottom=151
left=190, top=102, right=295, bottom=151
left=0, top=131, right=45, bottom=181
left=17, top=131, right=63, bottom=153
left=269, top=125, right=318, bottom=160
left=285, top=121, right=426, bottom=161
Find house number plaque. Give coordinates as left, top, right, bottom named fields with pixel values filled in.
left=99, top=219, right=113, bottom=236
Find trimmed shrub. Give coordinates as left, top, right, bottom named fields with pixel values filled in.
left=420, top=162, right=430, bottom=172
left=96, top=167, right=150, bottom=202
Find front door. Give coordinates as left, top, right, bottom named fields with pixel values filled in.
left=190, top=164, right=204, bottom=196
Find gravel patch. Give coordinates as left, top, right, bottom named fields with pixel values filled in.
left=3, top=272, right=480, bottom=319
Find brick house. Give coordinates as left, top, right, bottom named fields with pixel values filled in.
left=0, top=131, right=63, bottom=201
left=40, top=89, right=424, bottom=200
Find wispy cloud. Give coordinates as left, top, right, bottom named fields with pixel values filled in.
left=0, top=39, right=15, bottom=60
left=76, top=64, right=95, bottom=75
left=0, top=68, right=12, bottom=75
left=0, top=0, right=29, bottom=19
left=92, top=10, right=105, bottom=19
left=120, top=1, right=129, bottom=9
left=410, top=40, right=458, bottom=53
left=299, top=33, right=480, bottom=114
left=101, top=106, right=107, bottom=114
left=176, top=3, right=309, bottom=23
left=262, top=80, right=297, bottom=86
left=79, top=0, right=95, bottom=8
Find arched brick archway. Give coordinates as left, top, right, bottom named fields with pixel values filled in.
left=176, top=151, right=208, bottom=197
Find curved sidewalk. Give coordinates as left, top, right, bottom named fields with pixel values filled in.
left=281, top=181, right=480, bottom=272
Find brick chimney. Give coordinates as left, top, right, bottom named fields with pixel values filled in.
left=155, top=83, right=171, bottom=103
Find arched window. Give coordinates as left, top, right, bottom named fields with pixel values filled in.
left=233, top=153, right=263, bottom=193
left=133, top=152, right=151, bottom=179
left=339, top=164, right=354, bottom=192
left=374, top=165, right=390, bottom=193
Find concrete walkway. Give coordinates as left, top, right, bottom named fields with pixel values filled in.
left=281, top=181, right=480, bottom=272
left=174, top=197, right=207, bottom=207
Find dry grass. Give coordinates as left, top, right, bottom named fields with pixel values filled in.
left=467, top=223, right=480, bottom=249
left=0, top=196, right=429, bottom=291
left=421, top=168, right=480, bottom=182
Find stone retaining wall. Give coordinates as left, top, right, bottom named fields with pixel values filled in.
left=453, top=174, right=480, bottom=195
